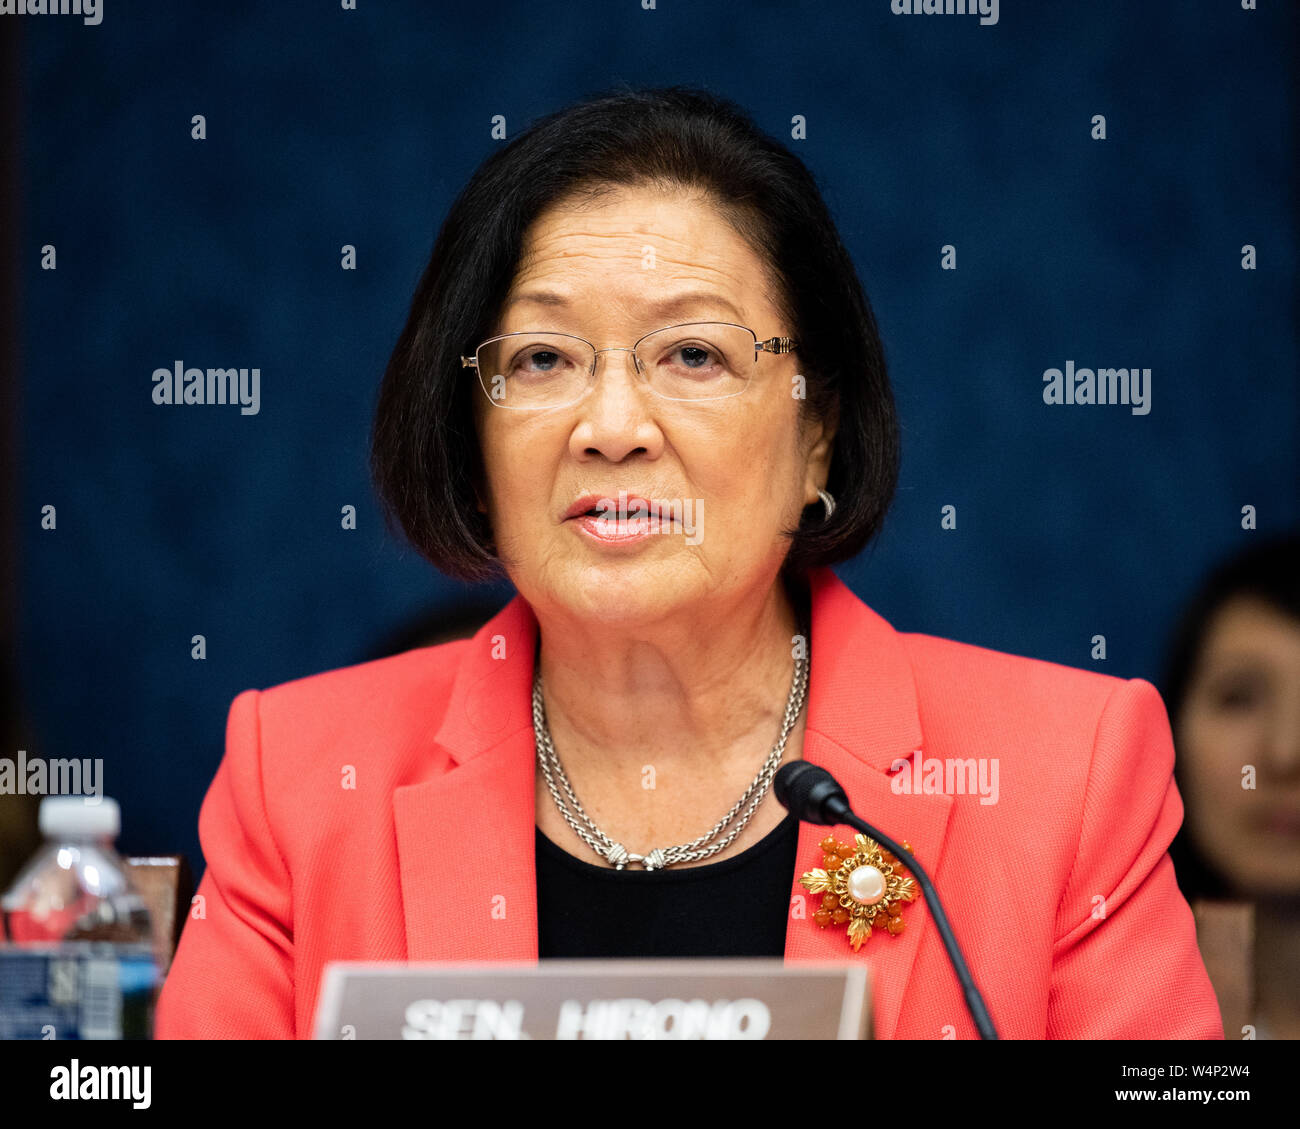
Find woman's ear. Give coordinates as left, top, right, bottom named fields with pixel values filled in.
left=802, top=412, right=837, bottom=507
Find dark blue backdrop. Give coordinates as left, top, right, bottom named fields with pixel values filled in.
left=15, top=0, right=1298, bottom=877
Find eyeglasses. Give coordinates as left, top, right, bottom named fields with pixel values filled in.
left=460, top=321, right=797, bottom=410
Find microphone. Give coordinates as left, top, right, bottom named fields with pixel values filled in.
left=775, top=760, right=998, bottom=1040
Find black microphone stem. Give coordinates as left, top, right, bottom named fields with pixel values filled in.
left=825, top=796, right=999, bottom=1040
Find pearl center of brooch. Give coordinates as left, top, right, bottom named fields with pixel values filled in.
left=847, top=864, right=886, bottom=905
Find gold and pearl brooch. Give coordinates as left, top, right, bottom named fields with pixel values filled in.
left=800, top=834, right=918, bottom=950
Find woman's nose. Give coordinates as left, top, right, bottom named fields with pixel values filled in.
left=571, top=348, right=661, bottom=458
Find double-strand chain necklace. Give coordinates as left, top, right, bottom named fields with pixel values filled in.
left=532, top=643, right=809, bottom=871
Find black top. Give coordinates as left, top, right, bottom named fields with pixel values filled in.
left=535, top=572, right=811, bottom=958
left=535, top=812, right=800, bottom=958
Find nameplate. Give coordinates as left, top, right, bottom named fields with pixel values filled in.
left=313, top=958, right=870, bottom=1040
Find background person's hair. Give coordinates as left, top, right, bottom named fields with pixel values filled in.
left=371, top=82, right=900, bottom=583
left=1160, top=532, right=1300, bottom=901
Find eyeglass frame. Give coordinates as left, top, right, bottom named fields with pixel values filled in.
left=460, top=321, right=798, bottom=410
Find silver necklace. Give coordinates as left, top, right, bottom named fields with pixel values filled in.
left=532, top=646, right=809, bottom=871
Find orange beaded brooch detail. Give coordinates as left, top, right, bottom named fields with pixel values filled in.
left=800, top=833, right=918, bottom=950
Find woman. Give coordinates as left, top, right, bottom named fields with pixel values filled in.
left=1162, top=535, right=1300, bottom=1039
left=155, top=84, right=1222, bottom=1039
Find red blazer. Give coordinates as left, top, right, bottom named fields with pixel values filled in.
left=155, top=567, right=1223, bottom=1039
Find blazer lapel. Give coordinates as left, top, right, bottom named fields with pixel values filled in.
left=783, top=569, right=952, bottom=1042
left=394, top=594, right=541, bottom=962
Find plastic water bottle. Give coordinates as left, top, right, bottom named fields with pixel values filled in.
left=0, top=797, right=160, bottom=1038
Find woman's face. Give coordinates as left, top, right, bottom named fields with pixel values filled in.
left=1175, top=597, right=1300, bottom=898
left=472, top=184, right=832, bottom=628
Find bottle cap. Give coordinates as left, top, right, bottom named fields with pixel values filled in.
left=38, top=796, right=120, bottom=840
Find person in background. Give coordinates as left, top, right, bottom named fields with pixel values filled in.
left=1162, top=533, right=1300, bottom=1039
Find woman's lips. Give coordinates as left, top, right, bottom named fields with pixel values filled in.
left=562, top=492, right=684, bottom=547
left=562, top=494, right=655, bottom=521
left=569, top=513, right=672, bottom=543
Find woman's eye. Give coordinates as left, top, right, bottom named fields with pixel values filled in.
left=514, top=349, right=565, bottom=375
left=666, top=343, right=722, bottom=374
left=1217, top=689, right=1256, bottom=709
left=1212, top=679, right=1264, bottom=710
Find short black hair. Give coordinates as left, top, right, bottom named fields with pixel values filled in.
left=1160, top=532, right=1300, bottom=900
left=371, top=83, right=900, bottom=582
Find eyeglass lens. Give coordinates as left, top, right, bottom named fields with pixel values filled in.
left=476, top=323, right=757, bottom=407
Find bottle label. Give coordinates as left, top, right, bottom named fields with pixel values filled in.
left=0, top=944, right=158, bottom=1039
